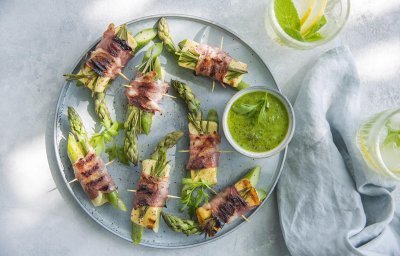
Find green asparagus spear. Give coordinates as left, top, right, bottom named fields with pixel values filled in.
left=151, top=131, right=184, bottom=160
left=150, top=131, right=183, bottom=177
left=161, top=212, right=202, bottom=236
left=207, top=109, right=219, bottom=124
left=106, top=190, right=127, bottom=212
left=124, top=105, right=140, bottom=165
left=134, top=28, right=158, bottom=52
left=68, top=107, right=91, bottom=153
left=171, top=79, right=202, bottom=122
left=94, top=92, right=113, bottom=129
left=157, top=17, right=178, bottom=53
left=67, top=107, right=127, bottom=211
left=132, top=223, right=143, bottom=245
left=67, top=133, right=85, bottom=163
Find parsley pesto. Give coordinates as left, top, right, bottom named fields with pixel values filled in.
left=227, top=91, right=289, bottom=152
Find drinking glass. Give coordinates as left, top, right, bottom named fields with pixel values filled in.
left=357, top=108, right=400, bottom=181
left=265, top=0, right=350, bottom=49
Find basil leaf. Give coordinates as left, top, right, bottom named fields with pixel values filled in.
left=232, top=103, right=259, bottom=115
left=303, top=16, right=327, bottom=41
left=274, top=0, right=301, bottom=39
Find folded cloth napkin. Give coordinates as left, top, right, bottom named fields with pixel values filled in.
left=277, top=46, right=400, bottom=256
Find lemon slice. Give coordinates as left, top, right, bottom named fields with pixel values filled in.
left=294, top=0, right=315, bottom=26
left=300, top=0, right=327, bottom=35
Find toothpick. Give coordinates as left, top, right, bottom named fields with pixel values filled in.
left=241, top=215, right=250, bottom=222
left=118, top=71, right=130, bottom=81
left=68, top=178, right=78, bottom=184
left=163, top=94, right=177, bottom=99
left=105, top=160, right=115, bottom=166
left=127, top=189, right=180, bottom=199
left=212, top=80, right=215, bottom=92
left=220, top=36, right=224, bottom=50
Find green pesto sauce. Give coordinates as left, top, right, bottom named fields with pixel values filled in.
left=228, top=91, right=289, bottom=152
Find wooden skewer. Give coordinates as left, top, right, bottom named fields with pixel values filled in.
left=163, top=94, right=177, bottom=99
left=105, top=160, right=115, bottom=166
left=122, top=84, right=176, bottom=98
left=178, top=150, right=233, bottom=153
left=127, top=189, right=181, bottom=199
left=68, top=178, right=78, bottom=184
left=118, top=71, right=130, bottom=81
left=241, top=215, right=250, bottom=222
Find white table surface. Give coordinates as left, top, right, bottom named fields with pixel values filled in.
left=1, top=0, right=399, bottom=255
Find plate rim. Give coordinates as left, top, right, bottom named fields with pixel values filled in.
left=53, top=13, right=287, bottom=249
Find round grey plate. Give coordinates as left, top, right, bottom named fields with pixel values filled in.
left=54, top=14, right=286, bottom=248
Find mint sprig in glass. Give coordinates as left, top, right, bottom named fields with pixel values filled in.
left=265, top=0, right=350, bottom=49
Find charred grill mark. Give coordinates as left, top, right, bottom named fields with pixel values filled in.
left=99, top=184, right=110, bottom=192
left=215, top=191, right=248, bottom=223
left=81, top=163, right=100, bottom=178
left=87, top=55, right=112, bottom=76
left=187, top=133, right=221, bottom=169
left=75, top=152, right=95, bottom=168
left=134, top=173, right=169, bottom=208
left=85, top=175, right=104, bottom=188
left=112, top=36, right=132, bottom=51
left=202, top=217, right=223, bottom=237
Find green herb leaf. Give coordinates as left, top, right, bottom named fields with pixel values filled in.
left=180, top=178, right=216, bottom=218
left=383, top=122, right=400, bottom=147
left=106, top=144, right=129, bottom=165
left=303, top=16, right=327, bottom=41
left=232, top=92, right=270, bottom=124
left=232, top=103, right=259, bottom=115
left=274, top=0, right=301, bottom=38
left=274, top=0, right=327, bottom=42
left=89, top=122, right=123, bottom=155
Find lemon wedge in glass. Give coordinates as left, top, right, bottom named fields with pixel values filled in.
left=300, top=0, right=327, bottom=35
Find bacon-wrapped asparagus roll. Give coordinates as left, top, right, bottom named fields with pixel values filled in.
left=123, top=43, right=168, bottom=166
left=162, top=166, right=267, bottom=237
left=67, top=107, right=126, bottom=210
left=196, top=167, right=262, bottom=236
left=64, top=24, right=156, bottom=134
left=158, top=17, right=249, bottom=90
left=130, top=131, right=183, bottom=244
left=172, top=80, right=220, bottom=185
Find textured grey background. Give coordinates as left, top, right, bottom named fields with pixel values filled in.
left=0, top=0, right=399, bottom=255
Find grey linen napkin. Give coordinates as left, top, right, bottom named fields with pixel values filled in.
left=277, top=46, right=400, bottom=256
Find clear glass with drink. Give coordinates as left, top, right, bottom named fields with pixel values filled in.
left=357, top=109, right=400, bottom=181
left=265, top=0, right=350, bottom=49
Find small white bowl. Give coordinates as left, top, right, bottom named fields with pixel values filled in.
left=222, top=86, right=295, bottom=158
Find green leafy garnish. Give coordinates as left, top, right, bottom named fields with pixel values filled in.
left=136, top=43, right=163, bottom=74
left=383, top=122, right=400, bottom=147
left=89, top=122, right=121, bottom=155
left=180, top=178, right=216, bottom=217
left=105, top=144, right=129, bottom=165
left=232, top=92, right=270, bottom=123
left=151, top=148, right=170, bottom=177
left=274, top=0, right=327, bottom=42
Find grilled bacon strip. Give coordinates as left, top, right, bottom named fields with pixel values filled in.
left=73, top=151, right=116, bottom=200
left=125, top=71, right=169, bottom=113
left=195, top=44, right=233, bottom=82
left=86, top=24, right=134, bottom=79
left=134, top=173, right=169, bottom=208
left=187, top=132, right=221, bottom=170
